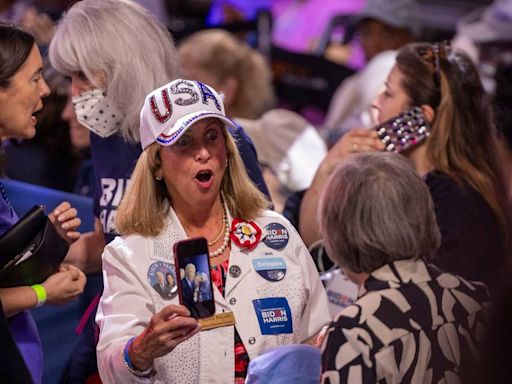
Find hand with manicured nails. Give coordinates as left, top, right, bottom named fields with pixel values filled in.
left=42, top=264, right=86, bottom=305
left=129, top=304, right=201, bottom=371
left=323, top=129, right=384, bottom=173
left=49, top=201, right=81, bottom=243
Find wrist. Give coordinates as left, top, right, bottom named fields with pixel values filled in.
left=124, top=337, right=152, bottom=377
left=31, top=284, right=46, bottom=307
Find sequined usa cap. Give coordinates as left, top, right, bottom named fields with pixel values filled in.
left=139, top=79, right=236, bottom=150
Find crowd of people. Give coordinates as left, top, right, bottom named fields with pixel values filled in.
left=1, top=0, right=511, bottom=383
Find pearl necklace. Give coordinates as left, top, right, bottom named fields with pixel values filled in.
left=209, top=199, right=230, bottom=258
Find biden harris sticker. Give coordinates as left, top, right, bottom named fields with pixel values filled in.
left=263, top=223, right=289, bottom=250
left=252, top=257, right=286, bottom=282
left=252, top=297, right=293, bottom=335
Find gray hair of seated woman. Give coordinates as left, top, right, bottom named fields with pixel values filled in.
left=319, top=152, right=441, bottom=274
left=49, top=0, right=179, bottom=143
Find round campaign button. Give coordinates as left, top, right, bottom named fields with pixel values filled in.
left=147, top=261, right=178, bottom=300
left=229, top=265, right=241, bottom=278
left=263, top=223, right=289, bottom=251
left=252, top=257, right=286, bottom=282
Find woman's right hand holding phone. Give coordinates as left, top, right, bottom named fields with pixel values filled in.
left=324, top=129, right=384, bottom=172
left=314, top=129, right=384, bottom=197
left=129, top=304, right=200, bottom=371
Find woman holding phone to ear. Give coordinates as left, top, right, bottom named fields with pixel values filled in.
left=300, top=42, right=511, bottom=293
left=0, top=24, right=86, bottom=383
left=96, top=79, right=330, bottom=383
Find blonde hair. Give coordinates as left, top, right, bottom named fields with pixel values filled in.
left=116, top=124, right=268, bottom=237
left=178, top=29, right=275, bottom=119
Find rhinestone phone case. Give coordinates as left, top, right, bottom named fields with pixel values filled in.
left=374, top=107, right=431, bottom=153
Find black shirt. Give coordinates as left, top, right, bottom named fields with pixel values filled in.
left=425, top=171, right=506, bottom=293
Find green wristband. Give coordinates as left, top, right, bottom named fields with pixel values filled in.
left=31, top=284, right=47, bottom=307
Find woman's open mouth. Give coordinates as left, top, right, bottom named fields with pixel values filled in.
left=195, top=170, right=214, bottom=189
left=31, top=107, right=42, bottom=126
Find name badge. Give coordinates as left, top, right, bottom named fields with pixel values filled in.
left=199, top=311, right=236, bottom=331
left=253, top=297, right=293, bottom=335
left=252, top=257, right=286, bottom=282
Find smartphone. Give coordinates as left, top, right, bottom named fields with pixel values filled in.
left=374, top=106, right=431, bottom=153
left=173, top=237, right=215, bottom=319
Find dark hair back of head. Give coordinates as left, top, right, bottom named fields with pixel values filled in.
left=495, top=60, right=512, bottom=150
left=0, top=23, right=34, bottom=88
left=319, top=152, right=440, bottom=274
left=396, top=42, right=510, bottom=240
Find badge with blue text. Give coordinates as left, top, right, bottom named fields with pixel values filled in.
left=147, top=261, right=177, bottom=300
left=252, top=257, right=286, bottom=282
left=252, top=297, right=293, bottom=335
left=263, top=223, right=289, bottom=250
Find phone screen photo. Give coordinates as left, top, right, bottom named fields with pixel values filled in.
left=173, top=237, right=215, bottom=319
left=374, top=106, right=431, bottom=153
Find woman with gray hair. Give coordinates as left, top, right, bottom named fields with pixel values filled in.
left=49, top=0, right=180, bottom=273
left=48, top=1, right=182, bottom=380
left=319, top=152, right=491, bottom=383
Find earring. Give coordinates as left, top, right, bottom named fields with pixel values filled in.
left=155, top=176, right=162, bottom=181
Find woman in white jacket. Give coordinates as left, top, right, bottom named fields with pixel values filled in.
left=96, top=79, right=330, bottom=383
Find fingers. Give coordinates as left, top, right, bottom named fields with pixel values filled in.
left=150, top=306, right=198, bottom=340
left=65, top=230, right=81, bottom=242
left=51, top=202, right=79, bottom=225
left=54, top=264, right=85, bottom=282
left=347, top=128, right=378, bottom=137
left=343, top=129, right=385, bottom=153
left=63, top=264, right=87, bottom=288
left=350, top=140, right=384, bottom=153
left=159, top=304, right=192, bottom=319
left=60, top=217, right=81, bottom=229
left=133, top=310, right=200, bottom=364
left=50, top=202, right=82, bottom=243
left=65, top=265, right=81, bottom=280
left=159, top=322, right=201, bottom=347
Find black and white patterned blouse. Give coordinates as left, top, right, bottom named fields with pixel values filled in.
left=321, top=259, right=491, bottom=383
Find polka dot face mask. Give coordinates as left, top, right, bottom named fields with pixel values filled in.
left=72, top=89, right=122, bottom=138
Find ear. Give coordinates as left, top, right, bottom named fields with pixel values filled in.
left=421, top=104, right=435, bottom=123
left=219, top=76, right=238, bottom=108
